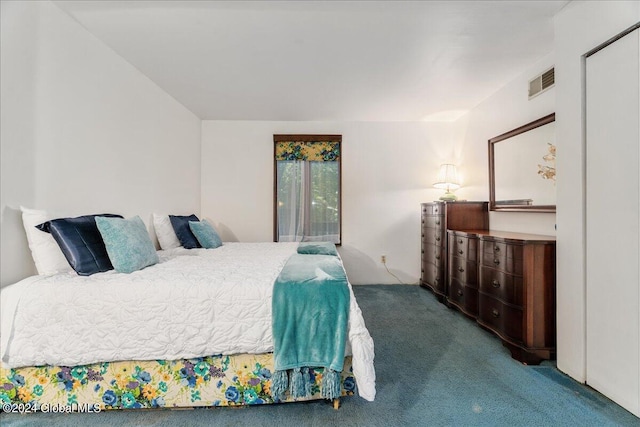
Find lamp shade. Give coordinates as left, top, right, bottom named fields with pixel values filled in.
left=433, top=164, right=460, bottom=190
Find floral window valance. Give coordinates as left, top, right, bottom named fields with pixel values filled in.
left=274, top=136, right=341, bottom=162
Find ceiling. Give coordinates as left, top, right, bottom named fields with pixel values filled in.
left=54, top=1, right=568, bottom=122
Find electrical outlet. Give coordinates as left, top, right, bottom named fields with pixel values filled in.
left=381, top=255, right=386, bottom=264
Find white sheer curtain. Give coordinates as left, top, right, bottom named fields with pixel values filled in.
left=276, top=161, right=305, bottom=242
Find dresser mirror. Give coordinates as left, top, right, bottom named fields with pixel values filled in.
left=489, top=113, right=556, bottom=212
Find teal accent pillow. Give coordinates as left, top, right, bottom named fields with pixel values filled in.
left=189, top=219, right=223, bottom=249
left=297, top=242, right=338, bottom=256
left=95, top=216, right=159, bottom=274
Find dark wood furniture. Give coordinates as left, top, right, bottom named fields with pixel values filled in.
left=420, top=202, right=555, bottom=364
left=478, top=231, right=556, bottom=364
left=445, top=229, right=556, bottom=364
left=447, top=230, right=480, bottom=318
left=420, top=202, right=489, bottom=300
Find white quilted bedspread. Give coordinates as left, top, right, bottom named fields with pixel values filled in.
left=0, top=243, right=375, bottom=401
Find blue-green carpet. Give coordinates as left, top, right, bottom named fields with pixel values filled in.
left=1, top=285, right=638, bottom=426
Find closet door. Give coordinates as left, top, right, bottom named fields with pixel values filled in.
left=586, top=28, right=640, bottom=417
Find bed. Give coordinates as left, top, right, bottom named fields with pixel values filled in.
left=0, top=242, right=376, bottom=411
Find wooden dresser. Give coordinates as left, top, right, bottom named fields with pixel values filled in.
left=447, top=230, right=481, bottom=318
left=420, top=202, right=489, bottom=300
left=446, top=229, right=556, bottom=364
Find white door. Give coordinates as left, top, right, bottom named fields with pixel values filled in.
left=586, top=28, right=640, bottom=417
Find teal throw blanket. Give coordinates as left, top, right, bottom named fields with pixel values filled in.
left=297, top=241, right=338, bottom=256
left=271, top=253, right=350, bottom=400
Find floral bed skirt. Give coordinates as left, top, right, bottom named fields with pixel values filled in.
left=0, top=354, right=355, bottom=410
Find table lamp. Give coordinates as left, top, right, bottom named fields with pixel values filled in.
left=434, top=164, right=460, bottom=201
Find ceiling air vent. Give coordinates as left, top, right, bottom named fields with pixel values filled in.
left=528, top=67, right=555, bottom=99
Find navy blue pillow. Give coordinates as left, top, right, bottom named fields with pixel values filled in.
left=169, top=214, right=201, bottom=249
left=37, top=214, right=123, bottom=276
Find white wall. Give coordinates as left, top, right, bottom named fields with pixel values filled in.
left=0, top=1, right=40, bottom=286
left=201, top=120, right=453, bottom=284
left=451, top=53, right=557, bottom=236
left=554, top=0, right=640, bottom=383
left=0, top=1, right=202, bottom=287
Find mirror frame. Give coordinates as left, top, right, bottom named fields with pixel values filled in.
left=488, top=113, right=556, bottom=212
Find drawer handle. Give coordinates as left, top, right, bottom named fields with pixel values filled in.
left=492, top=280, right=500, bottom=288
left=458, top=249, right=464, bottom=255
left=435, top=236, right=441, bottom=242
left=435, top=208, right=439, bottom=212
left=458, top=267, right=464, bottom=273
left=494, top=246, right=500, bottom=252
left=421, top=269, right=424, bottom=273
left=457, top=290, right=463, bottom=296
left=435, top=255, right=440, bottom=260
left=422, top=234, right=424, bottom=238
left=492, top=309, right=500, bottom=318
left=421, top=250, right=424, bottom=254
left=493, top=259, right=500, bottom=265
left=458, top=239, right=463, bottom=244
left=435, top=220, right=440, bottom=225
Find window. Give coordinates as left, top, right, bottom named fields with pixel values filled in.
left=274, top=135, right=341, bottom=244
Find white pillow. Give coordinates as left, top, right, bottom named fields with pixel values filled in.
left=153, top=214, right=181, bottom=250
left=20, top=206, right=73, bottom=275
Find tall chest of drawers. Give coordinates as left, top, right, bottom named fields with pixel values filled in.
left=475, top=231, right=555, bottom=364
left=447, top=230, right=481, bottom=318
left=420, top=202, right=489, bottom=299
